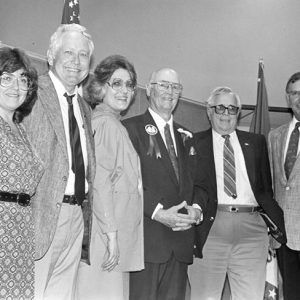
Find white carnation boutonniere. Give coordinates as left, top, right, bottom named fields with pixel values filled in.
left=177, top=128, right=196, bottom=155
left=177, top=128, right=193, bottom=144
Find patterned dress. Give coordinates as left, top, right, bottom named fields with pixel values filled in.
left=0, top=117, right=44, bottom=300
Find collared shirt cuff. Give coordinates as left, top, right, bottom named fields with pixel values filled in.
left=193, top=204, right=203, bottom=224
left=152, top=203, right=164, bottom=219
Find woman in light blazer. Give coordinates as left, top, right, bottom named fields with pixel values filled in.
left=77, top=55, right=144, bottom=300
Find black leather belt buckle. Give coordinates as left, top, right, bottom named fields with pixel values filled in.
left=17, top=193, right=31, bottom=207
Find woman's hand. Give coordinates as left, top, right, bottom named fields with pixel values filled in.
left=101, top=231, right=120, bottom=272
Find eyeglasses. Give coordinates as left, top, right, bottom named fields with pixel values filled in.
left=210, top=104, right=239, bottom=115
left=106, top=78, right=135, bottom=92
left=287, top=90, right=300, bottom=98
left=0, top=72, right=31, bottom=91
left=150, top=81, right=183, bottom=94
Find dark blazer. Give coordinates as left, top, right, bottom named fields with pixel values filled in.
left=123, top=110, right=207, bottom=264
left=192, top=128, right=287, bottom=258
left=24, top=74, right=96, bottom=263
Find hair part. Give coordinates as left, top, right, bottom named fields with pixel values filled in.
left=0, top=47, right=38, bottom=123
left=47, top=24, right=94, bottom=65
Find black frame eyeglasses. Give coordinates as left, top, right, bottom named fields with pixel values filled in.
left=106, top=78, right=136, bottom=92
left=150, top=81, right=183, bottom=94
left=210, top=104, right=239, bottom=115
left=0, top=72, right=31, bottom=91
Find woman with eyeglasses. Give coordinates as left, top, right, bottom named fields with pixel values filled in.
left=77, top=55, right=144, bottom=300
left=0, top=47, right=44, bottom=299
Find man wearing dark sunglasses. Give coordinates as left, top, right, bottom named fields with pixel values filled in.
left=188, top=86, right=286, bottom=300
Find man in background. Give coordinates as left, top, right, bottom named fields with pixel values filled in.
left=268, top=72, right=300, bottom=300
left=24, top=24, right=95, bottom=300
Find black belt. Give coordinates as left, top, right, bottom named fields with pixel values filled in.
left=0, top=191, right=31, bottom=207
left=218, top=205, right=259, bottom=213
left=62, top=194, right=84, bottom=206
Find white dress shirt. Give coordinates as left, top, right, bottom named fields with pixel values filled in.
left=49, top=71, right=88, bottom=194
left=212, top=129, right=258, bottom=206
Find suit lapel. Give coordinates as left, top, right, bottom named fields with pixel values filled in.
left=143, top=111, right=179, bottom=185
left=174, top=124, right=186, bottom=188
left=277, top=125, right=289, bottom=181
left=39, top=75, right=68, bottom=161
left=77, top=95, right=95, bottom=182
left=206, top=130, right=218, bottom=195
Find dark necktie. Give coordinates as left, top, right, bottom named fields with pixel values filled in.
left=164, top=123, right=179, bottom=180
left=222, top=135, right=237, bottom=199
left=284, top=122, right=300, bottom=180
left=64, top=93, right=85, bottom=204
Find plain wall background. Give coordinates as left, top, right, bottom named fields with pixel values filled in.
left=1, top=0, right=300, bottom=108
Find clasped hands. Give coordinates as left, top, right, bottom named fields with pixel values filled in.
left=154, top=201, right=202, bottom=231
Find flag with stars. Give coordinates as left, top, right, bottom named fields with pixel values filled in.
left=263, top=248, right=279, bottom=300
left=61, top=0, right=80, bottom=24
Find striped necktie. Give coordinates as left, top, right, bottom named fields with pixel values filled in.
left=222, top=134, right=237, bottom=199
left=284, top=122, right=300, bottom=180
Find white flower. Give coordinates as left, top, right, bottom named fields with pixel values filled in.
left=177, top=128, right=193, bottom=138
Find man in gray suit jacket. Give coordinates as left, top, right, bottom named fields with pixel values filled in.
left=268, top=72, right=300, bottom=300
left=24, top=24, right=96, bottom=300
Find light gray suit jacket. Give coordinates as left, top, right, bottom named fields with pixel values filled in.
left=24, top=73, right=96, bottom=263
left=269, top=122, right=300, bottom=250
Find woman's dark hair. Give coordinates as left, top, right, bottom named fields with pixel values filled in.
left=86, top=54, right=137, bottom=107
left=0, top=47, right=38, bottom=123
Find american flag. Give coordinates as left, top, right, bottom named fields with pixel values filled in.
left=61, top=0, right=80, bottom=24
left=263, top=248, right=279, bottom=300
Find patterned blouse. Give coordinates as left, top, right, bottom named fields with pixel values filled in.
left=0, top=116, right=44, bottom=196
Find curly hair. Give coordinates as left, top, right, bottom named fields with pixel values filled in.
left=0, top=47, right=38, bottom=123
left=86, top=54, right=137, bottom=107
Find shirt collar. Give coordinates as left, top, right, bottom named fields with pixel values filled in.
left=148, top=107, right=174, bottom=129
left=212, top=128, right=237, bottom=142
left=291, top=115, right=300, bottom=128
left=49, top=70, right=79, bottom=97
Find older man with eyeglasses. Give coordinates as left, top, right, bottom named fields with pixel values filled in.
left=188, top=86, right=286, bottom=300
left=123, top=68, right=207, bottom=300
